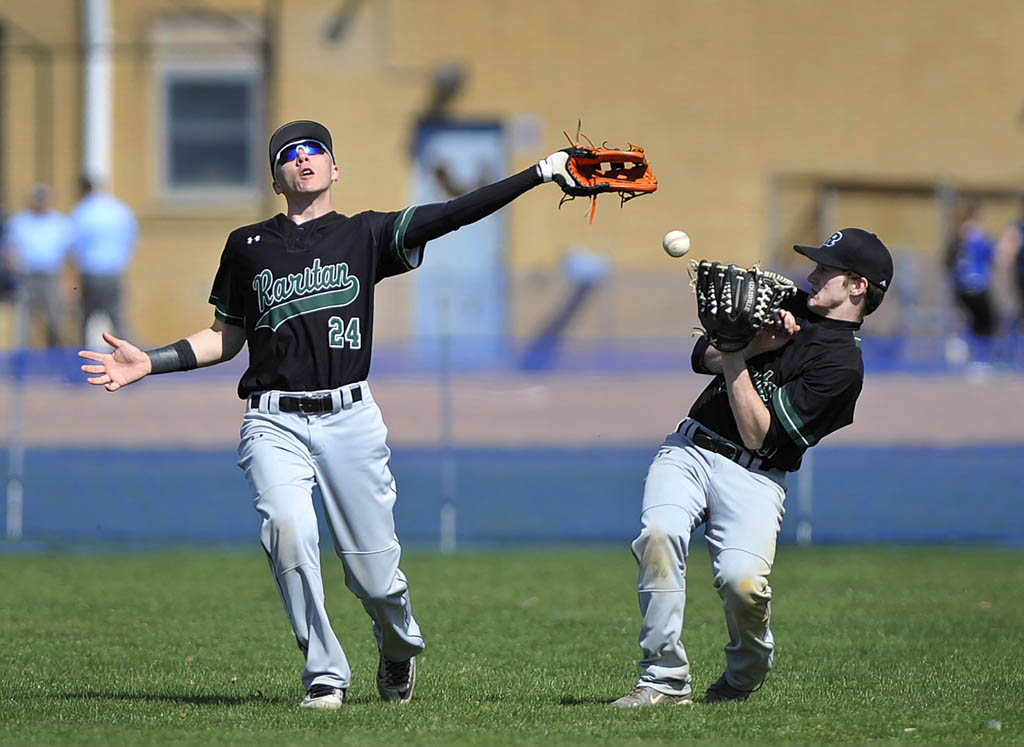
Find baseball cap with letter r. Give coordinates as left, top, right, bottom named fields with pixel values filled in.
left=793, top=228, right=894, bottom=292
left=268, top=120, right=334, bottom=174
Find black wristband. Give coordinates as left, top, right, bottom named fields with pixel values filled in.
left=147, top=340, right=198, bottom=374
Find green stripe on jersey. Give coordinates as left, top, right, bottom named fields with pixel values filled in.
left=390, top=206, right=419, bottom=270
left=213, top=307, right=244, bottom=325
left=254, top=286, right=360, bottom=331
left=853, top=330, right=862, bottom=348
left=773, top=385, right=814, bottom=447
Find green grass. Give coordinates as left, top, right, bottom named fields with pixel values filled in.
left=1, top=544, right=1021, bottom=745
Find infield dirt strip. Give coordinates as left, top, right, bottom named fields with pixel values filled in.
left=3, top=372, right=1022, bottom=447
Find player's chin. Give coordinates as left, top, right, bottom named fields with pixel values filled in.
left=295, top=179, right=329, bottom=193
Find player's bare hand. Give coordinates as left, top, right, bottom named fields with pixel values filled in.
left=78, top=332, right=152, bottom=391
left=775, top=310, right=801, bottom=336
left=748, top=311, right=801, bottom=355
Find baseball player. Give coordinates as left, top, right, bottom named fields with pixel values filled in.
left=79, top=119, right=580, bottom=710
left=611, top=229, right=894, bottom=707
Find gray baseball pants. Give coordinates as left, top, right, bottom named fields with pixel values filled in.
left=237, top=382, right=425, bottom=692
left=630, top=418, right=787, bottom=698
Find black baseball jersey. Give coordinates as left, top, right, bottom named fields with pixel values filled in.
left=209, top=166, right=543, bottom=400
left=687, top=291, right=864, bottom=472
left=209, top=209, right=421, bottom=398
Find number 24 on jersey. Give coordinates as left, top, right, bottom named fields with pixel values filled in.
left=328, top=316, right=361, bottom=349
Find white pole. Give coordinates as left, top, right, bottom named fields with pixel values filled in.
left=439, top=295, right=456, bottom=553
left=6, top=290, right=28, bottom=540
left=795, top=449, right=814, bottom=545
left=82, top=0, right=113, bottom=185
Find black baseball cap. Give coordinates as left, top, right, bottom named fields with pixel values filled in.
left=268, top=120, right=334, bottom=173
left=793, top=228, right=894, bottom=291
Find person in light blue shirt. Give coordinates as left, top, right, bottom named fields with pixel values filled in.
left=4, top=184, right=73, bottom=346
left=70, top=176, right=139, bottom=345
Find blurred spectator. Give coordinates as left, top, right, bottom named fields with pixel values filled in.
left=70, top=175, right=139, bottom=347
left=0, top=206, right=16, bottom=301
left=3, top=184, right=73, bottom=346
left=944, top=200, right=996, bottom=363
left=995, top=194, right=1024, bottom=329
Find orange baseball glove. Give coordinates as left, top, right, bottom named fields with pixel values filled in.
left=537, top=128, right=657, bottom=223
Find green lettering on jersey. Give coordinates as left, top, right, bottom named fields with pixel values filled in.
left=252, top=259, right=356, bottom=314
left=252, top=259, right=361, bottom=331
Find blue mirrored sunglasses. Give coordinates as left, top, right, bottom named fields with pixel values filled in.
left=275, top=139, right=330, bottom=167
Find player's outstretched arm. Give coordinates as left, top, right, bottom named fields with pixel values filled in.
left=401, top=166, right=543, bottom=248
left=401, top=145, right=633, bottom=248
left=79, top=320, right=246, bottom=392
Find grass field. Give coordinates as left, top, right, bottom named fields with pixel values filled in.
left=1, top=544, right=1021, bottom=745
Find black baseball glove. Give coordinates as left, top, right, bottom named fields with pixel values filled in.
left=689, top=260, right=798, bottom=352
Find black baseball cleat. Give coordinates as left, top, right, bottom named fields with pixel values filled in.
left=300, top=683, right=345, bottom=710
left=703, top=673, right=753, bottom=704
left=377, top=654, right=416, bottom=703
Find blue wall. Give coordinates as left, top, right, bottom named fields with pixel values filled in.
left=2, top=445, right=1020, bottom=547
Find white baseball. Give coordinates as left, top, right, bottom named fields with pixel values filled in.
left=662, top=230, right=691, bottom=258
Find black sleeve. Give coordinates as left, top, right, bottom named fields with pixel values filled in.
left=402, top=166, right=542, bottom=248
left=376, top=207, right=425, bottom=280
left=765, top=358, right=862, bottom=449
left=691, top=336, right=713, bottom=374
left=209, top=237, right=245, bottom=327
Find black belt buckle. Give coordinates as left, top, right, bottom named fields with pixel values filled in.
left=717, top=440, right=741, bottom=462
left=297, top=394, right=332, bottom=414
left=692, top=426, right=741, bottom=463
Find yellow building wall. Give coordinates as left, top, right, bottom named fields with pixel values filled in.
left=3, top=0, right=1024, bottom=344
left=2, top=0, right=81, bottom=211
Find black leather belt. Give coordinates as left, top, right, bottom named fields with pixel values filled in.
left=691, top=429, right=744, bottom=461
left=249, top=387, right=362, bottom=414
left=678, top=420, right=764, bottom=470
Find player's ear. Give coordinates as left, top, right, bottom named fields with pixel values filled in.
left=330, top=162, right=340, bottom=183
left=272, top=180, right=283, bottom=195
left=847, top=273, right=869, bottom=299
